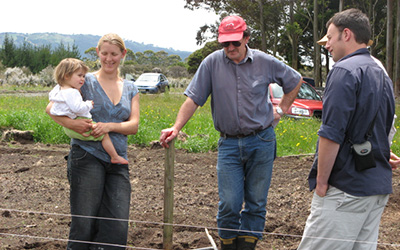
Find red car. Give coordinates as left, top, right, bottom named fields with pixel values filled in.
left=269, top=81, right=323, bottom=119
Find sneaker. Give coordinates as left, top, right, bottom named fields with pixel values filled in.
left=237, top=236, right=258, bottom=250
left=220, top=237, right=237, bottom=250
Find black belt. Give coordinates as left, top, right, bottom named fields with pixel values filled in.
left=220, top=127, right=268, bottom=138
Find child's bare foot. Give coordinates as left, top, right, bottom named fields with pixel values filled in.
left=111, top=156, right=129, bottom=165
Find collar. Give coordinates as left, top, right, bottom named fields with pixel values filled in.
left=336, top=48, right=370, bottom=64
left=223, top=45, right=254, bottom=64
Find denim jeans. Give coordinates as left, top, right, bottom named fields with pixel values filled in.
left=66, top=145, right=131, bottom=250
left=217, top=127, right=276, bottom=240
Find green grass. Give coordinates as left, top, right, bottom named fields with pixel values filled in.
left=275, top=117, right=321, bottom=156
left=128, top=90, right=220, bottom=152
left=0, top=94, right=69, bottom=144
left=1, top=89, right=400, bottom=156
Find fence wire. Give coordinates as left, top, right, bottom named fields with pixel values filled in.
left=1, top=208, right=400, bottom=249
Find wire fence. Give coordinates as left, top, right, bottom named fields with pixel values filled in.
left=1, top=207, right=400, bottom=249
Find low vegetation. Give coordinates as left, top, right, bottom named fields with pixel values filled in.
left=2, top=86, right=398, bottom=156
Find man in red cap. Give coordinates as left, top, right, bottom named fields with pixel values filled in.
left=160, top=15, right=302, bottom=250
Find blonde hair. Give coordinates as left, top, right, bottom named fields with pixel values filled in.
left=54, top=58, right=89, bottom=86
left=97, top=33, right=127, bottom=76
left=97, top=33, right=127, bottom=53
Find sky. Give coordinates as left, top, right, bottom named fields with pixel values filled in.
left=1, top=0, right=219, bottom=52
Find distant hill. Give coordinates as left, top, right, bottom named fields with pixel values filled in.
left=0, top=32, right=192, bottom=60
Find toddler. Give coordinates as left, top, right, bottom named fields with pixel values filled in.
left=49, top=58, right=128, bottom=164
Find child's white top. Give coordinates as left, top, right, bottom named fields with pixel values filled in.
left=49, top=84, right=93, bottom=119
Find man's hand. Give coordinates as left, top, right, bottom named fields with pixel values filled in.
left=389, top=151, right=400, bottom=170
left=272, top=106, right=282, bottom=127
left=315, top=136, right=340, bottom=197
left=159, top=97, right=199, bottom=148
left=160, top=128, right=178, bottom=148
left=315, top=183, right=329, bottom=197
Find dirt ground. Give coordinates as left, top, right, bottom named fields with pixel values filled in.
left=1, top=139, right=400, bottom=250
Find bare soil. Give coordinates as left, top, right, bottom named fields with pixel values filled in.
left=1, top=140, right=399, bottom=250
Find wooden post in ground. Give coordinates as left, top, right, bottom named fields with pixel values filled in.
left=163, top=139, right=175, bottom=250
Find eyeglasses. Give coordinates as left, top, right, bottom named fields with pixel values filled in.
left=220, top=41, right=242, bottom=47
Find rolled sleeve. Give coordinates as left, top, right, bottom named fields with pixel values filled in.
left=318, top=124, right=346, bottom=144
left=273, top=59, right=302, bottom=94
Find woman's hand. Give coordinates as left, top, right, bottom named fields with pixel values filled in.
left=91, top=122, right=110, bottom=138
left=47, top=101, right=93, bottom=136
left=74, top=119, right=94, bottom=135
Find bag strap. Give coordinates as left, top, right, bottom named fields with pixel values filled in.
left=345, top=68, right=386, bottom=144
left=347, top=88, right=381, bottom=144
left=346, top=110, right=377, bottom=145
left=365, top=110, right=378, bottom=139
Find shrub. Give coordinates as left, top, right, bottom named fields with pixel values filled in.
left=167, top=65, right=190, bottom=78
left=4, top=67, right=40, bottom=86
left=38, top=65, right=56, bottom=86
left=168, top=77, right=191, bottom=88
left=2, top=66, right=55, bottom=87
left=120, top=64, right=137, bottom=78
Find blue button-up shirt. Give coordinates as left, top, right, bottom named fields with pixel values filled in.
left=308, top=48, right=395, bottom=196
left=185, top=47, right=301, bottom=136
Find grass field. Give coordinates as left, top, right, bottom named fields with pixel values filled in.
left=1, top=89, right=399, bottom=156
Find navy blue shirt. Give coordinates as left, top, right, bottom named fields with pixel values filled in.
left=185, top=47, right=301, bottom=135
left=308, top=48, right=395, bottom=196
left=71, top=73, right=138, bottom=162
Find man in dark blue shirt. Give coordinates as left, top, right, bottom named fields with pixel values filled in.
left=298, top=8, right=395, bottom=250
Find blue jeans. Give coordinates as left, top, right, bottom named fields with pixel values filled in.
left=217, top=127, right=276, bottom=240
left=66, top=145, right=131, bottom=250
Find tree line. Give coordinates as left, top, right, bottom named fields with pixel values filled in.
left=0, top=34, right=80, bottom=74
left=185, top=0, right=400, bottom=94
left=2, top=0, right=400, bottom=92
left=0, top=34, right=190, bottom=79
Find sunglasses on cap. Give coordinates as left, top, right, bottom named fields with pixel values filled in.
left=220, top=41, right=242, bottom=47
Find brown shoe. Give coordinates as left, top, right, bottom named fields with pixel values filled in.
left=220, top=237, right=237, bottom=250
left=237, top=236, right=258, bottom=250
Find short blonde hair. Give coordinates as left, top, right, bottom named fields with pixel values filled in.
left=54, top=58, right=89, bottom=86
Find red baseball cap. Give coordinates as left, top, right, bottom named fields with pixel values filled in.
left=218, top=16, right=247, bottom=43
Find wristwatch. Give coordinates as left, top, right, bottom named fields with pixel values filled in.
left=276, top=106, right=284, bottom=117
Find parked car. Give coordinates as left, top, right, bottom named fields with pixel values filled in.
left=134, top=73, right=169, bottom=94
left=303, top=77, right=325, bottom=96
left=269, top=81, right=323, bottom=119
left=125, top=73, right=135, bottom=82
left=303, top=77, right=315, bottom=87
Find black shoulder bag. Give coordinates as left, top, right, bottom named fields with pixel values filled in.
left=349, top=112, right=378, bottom=172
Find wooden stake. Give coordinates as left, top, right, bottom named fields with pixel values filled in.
left=163, top=139, right=175, bottom=250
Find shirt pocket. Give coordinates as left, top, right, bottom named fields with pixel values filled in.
left=250, top=79, right=268, bottom=96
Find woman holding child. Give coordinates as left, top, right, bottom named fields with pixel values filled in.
left=47, top=33, right=139, bottom=250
